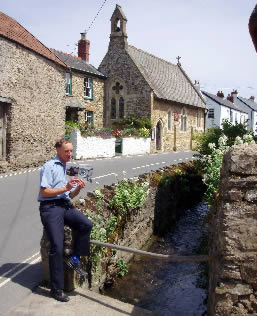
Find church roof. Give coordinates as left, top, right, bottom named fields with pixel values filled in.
left=51, top=49, right=106, bottom=78
left=127, top=45, right=206, bottom=108
left=0, top=12, right=67, bottom=68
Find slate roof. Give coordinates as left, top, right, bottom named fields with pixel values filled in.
left=202, top=91, right=248, bottom=114
left=52, top=49, right=106, bottom=78
left=0, top=12, right=67, bottom=68
left=237, top=96, right=257, bottom=111
left=127, top=45, right=205, bottom=109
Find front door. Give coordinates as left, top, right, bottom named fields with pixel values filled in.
left=156, top=121, right=161, bottom=150
left=0, top=103, right=7, bottom=160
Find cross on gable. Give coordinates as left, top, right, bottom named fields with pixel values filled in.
left=176, top=56, right=181, bottom=65
left=112, top=82, right=123, bottom=94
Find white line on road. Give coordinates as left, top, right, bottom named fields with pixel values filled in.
left=0, top=252, right=40, bottom=281
left=92, top=173, right=116, bottom=180
left=0, top=255, right=41, bottom=288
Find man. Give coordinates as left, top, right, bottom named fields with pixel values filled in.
left=38, top=138, right=93, bottom=302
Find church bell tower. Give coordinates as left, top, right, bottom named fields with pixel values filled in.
left=109, top=4, right=128, bottom=50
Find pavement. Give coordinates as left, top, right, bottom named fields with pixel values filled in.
left=5, top=286, right=162, bottom=316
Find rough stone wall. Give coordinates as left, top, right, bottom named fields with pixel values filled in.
left=71, top=72, right=105, bottom=128
left=100, top=48, right=152, bottom=127
left=152, top=98, right=204, bottom=152
left=208, top=143, right=257, bottom=316
left=0, top=37, right=66, bottom=170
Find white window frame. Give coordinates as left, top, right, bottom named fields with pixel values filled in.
left=84, top=77, right=93, bottom=99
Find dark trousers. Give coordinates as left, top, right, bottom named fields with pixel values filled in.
left=39, top=199, right=93, bottom=290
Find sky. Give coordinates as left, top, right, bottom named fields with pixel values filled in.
left=1, top=0, right=257, bottom=99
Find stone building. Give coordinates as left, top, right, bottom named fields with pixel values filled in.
left=52, top=33, right=106, bottom=129
left=99, top=5, right=206, bottom=152
left=0, top=12, right=68, bottom=171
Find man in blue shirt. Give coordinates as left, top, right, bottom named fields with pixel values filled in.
left=38, top=138, right=92, bottom=302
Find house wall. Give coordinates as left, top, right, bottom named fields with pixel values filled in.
left=70, top=71, right=105, bottom=128
left=205, top=99, right=221, bottom=129
left=0, top=37, right=66, bottom=169
left=253, top=111, right=257, bottom=135
left=152, top=98, right=204, bottom=152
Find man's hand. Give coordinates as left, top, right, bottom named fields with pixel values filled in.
left=68, top=177, right=86, bottom=199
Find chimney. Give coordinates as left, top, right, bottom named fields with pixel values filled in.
left=231, top=89, right=238, bottom=98
left=249, top=96, right=255, bottom=102
left=217, top=90, right=224, bottom=98
left=78, top=32, right=90, bottom=62
left=227, top=93, right=234, bottom=103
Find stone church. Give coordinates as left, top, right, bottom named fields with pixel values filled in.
left=99, top=5, right=206, bottom=152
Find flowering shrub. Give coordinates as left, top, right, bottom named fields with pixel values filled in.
left=110, top=179, right=149, bottom=215
left=112, top=129, right=123, bottom=138
left=138, top=127, right=150, bottom=138
left=202, top=133, right=255, bottom=205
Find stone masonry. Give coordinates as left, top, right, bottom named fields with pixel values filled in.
left=208, top=143, right=257, bottom=315
left=0, top=37, right=66, bottom=171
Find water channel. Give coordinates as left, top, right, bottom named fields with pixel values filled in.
left=103, top=203, right=209, bottom=316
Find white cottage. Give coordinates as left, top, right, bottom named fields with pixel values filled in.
left=202, top=90, right=248, bottom=130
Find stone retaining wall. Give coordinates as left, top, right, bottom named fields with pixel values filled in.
left=208, top=143, right=257, bottom=315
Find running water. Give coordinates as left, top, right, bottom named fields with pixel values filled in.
left=103, top=203, right=209, bottom=316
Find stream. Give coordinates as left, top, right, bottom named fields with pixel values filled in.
left=103, top=203, right=209, bottom=316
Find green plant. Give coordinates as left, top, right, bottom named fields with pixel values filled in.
left=110, top=180, right=149, bottom=215
left=138, top=127, right=150, bottom=138
left=116, top=259, right=128, bottom=277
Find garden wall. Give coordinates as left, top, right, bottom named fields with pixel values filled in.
left=70, top=129, right=116, bottom=159
left=208, top=143, right=257, bottom=315
left=122, top=137, right=151, bottom=155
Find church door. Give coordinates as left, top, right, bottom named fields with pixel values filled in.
left=0, top=103, right=7, bottom=160
left=156, top=121, right=162, bottom=150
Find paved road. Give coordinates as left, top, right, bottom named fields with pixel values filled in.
left=0, top=151, right=195, bottom=315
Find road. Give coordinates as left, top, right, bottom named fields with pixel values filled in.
left=0, top=151, right=195, bottom=315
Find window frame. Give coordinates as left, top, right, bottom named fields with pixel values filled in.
left=65, top=72, right=72, bottom=96
left=84, top=77, right=93, bottom=100
left=85, top=110, right=94, bottom=127
left=208, top=109, right=215, bottom=119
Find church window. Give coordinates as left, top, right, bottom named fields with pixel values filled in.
left=168, top=111, right=171, bottom=130
left=181, top=108, right=187, bottom=131
left=115, top=18, right=121, bottom=32
left=84, top=77, right=93, bottom=99
left=119, top=97, right=124, bottom=119
left=111, top=98, right=116, bottom=119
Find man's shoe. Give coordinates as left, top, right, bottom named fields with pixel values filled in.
left=64, top=256, right=88, bottom=277
left=50, top=289, right=70, bottom=302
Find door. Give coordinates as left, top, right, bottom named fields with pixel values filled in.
left=156, top=121, right=162, bottom=150
left=0, top=103, right=7, bottom=160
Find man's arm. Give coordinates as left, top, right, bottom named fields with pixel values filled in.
left=40, top=178, right=80, bottom=198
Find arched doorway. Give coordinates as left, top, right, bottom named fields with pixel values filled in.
left=156, top=120, right=162, bottom=150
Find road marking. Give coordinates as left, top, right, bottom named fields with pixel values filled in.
left=0, top=255, right=41, bottom=288
left=161, top=162, right=166, bottom=164
left=155, top=162, right=160, bottom=165
left=92, top=173, right=116, bottom=180
left=179, top=158, right=182, bottom=161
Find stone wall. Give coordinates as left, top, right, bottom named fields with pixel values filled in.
left=208, top=144, right=257, bottom=315
left=0, top=37, right=66, bottom=170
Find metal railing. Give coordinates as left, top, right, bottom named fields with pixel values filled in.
left=90, top=240, right=210, bottom=262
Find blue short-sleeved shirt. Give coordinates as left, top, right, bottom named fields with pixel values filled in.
left=37, top=155, right=70, bottom=201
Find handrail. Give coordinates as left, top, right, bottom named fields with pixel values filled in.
left=90, top=240, right=210, bottom=262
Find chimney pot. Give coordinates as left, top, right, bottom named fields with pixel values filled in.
left=249, top=96, right=255, bottom=102
left=78, top=32, right=90, bottom=62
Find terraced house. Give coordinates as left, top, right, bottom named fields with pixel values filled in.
left=52, top=33, right=106, bottom=128
left=99, top=5, right=206, bottom=152
left=0, top=11, right=68, bottom=171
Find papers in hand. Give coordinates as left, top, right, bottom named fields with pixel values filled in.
left=66, top=162, right=93, bottom=183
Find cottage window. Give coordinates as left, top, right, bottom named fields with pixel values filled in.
left=84, top=77, right=93, bottom=99
left=168, top=111, right=171, bottom=130
left=230, top=111, right=233, bottom=122
left=180, top=108, right=187, bottom=132
left=119, top=97, right=124, bottom=119
left=208, top=109, right=214, bottom=118
left=111, top=98, right=116, bottom=119
left=85, top=111, right=94, bottom=127
left=65, top=73, right=72, bottom=96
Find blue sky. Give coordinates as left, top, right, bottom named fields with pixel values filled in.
left=1, top=0, right=256, bottom=98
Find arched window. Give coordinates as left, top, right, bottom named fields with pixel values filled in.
left=115, top=18, right=121, bottom=32
left=119, top=97, right=124, bottom=119
left=181, top=108, right=187, bottom=131
left=111, top=98, right=116, bottom=119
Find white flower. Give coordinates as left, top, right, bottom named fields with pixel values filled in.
left=99, top=228, right=106, bottom=235
left=208, top=143, right=216, bottom=150
left=122, top=170, right=127, bottom=175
